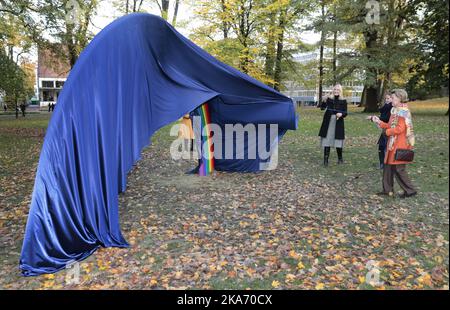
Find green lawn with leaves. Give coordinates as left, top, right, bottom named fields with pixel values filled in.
left=0, top=98, right=448, bottom=290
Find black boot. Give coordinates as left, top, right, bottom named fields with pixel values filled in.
left=337, top=147, right=344, bottom=164
left=323, top=147, right=330, bottom=167
left=378, top=150, right=385, bottom=169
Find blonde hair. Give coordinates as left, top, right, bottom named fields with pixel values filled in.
left=390, top=89, right=409, bottom=103
left=333, top=84, right=344, bottom=98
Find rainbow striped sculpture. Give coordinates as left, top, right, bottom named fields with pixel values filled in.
left=198, top=103, right=215, bottom=176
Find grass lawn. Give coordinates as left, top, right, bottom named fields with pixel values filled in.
left=0, top=98, right=448, bottom=290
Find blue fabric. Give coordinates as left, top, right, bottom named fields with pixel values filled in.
left=20, top=13, right=297, bottom=276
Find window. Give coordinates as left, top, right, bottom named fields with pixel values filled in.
left=42, top=91, right=55, bottom=102
left=42, top=80, right=54, bottom=88
left=56, top=81, right=65, bottom=88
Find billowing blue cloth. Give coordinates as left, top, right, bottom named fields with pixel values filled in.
left=20, top=13, right=297, bottom=276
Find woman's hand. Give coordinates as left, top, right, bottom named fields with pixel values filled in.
left=367, top=115, right=384, bottom=128
left=336, top=112, right=343, bottom=119
left=368, top=115, right=381, bottom=124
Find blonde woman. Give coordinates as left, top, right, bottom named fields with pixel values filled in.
left=369, top=89, right=417, bottom=198
left=318, top=84, right=348, bottom=166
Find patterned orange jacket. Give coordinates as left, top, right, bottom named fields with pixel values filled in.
left=379, top=116, right=413, bottom=165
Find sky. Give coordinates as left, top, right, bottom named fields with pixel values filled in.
left=88, top=0, right=197, bottom=37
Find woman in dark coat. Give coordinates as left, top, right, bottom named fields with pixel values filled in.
left=318, top=84, right=348, bottom=166
left=376, top=93, right=393, bottom=169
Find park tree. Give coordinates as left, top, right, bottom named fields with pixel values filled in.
left=329, top=0, right=419, bottom=111
left=268, top=0, right=313, bottom=90
left=191, top=0, right=270, bottom=82
left=308, top=0, right=363, bottom=104
left=1, top=2, right=35, bottom=117
left=0, top=50, right=33, bottom=118
left=0, top=1, right=34, bottom=63
left=191, top=0, right=313, bottom=89
left=406, top=0, right=449, bottom=111
left=1, top=0, right=99, bottom=68
left=36, top=0, right=99, bottom=68
left=310, top=0, right=339, bottom=104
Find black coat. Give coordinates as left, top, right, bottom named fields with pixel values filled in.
left=377, top=102, right=392, bottom=149
left=379, top=102, right=392, bottom=123
left=318, top=97, right=348, bottom=140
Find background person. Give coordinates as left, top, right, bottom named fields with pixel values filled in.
left=178, top=114, right=194, bottom=153
left=20, top=101, right=26, bottom=117
left=376, top=93, right=393, bottom=169
left=318, top=84, right=348, bottom=166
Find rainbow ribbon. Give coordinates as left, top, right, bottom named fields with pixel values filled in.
left=198, top=103, right=215, bottom=176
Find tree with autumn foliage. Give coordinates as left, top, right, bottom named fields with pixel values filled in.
left=311, top=0, right=447, bottom=112
left=190, top=0, right=314, bottom=89
left=1, top=0, right=99, bottom=68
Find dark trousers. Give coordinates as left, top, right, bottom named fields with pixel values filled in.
left=378, top=133, right=387, bottom=167
left=378, top=149, right=386, bottom=167
left=382, top=164, right=416, bottom=195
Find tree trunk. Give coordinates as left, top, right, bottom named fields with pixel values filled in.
left=359, top=86, right=366, bottom=107
left=318, top=44, right=324, bottom=105
left=318, top=1, right=326, bottom=105
left=237, top=2, right=250, bottom=74
left=332, top=4, right=337, bottom=84
left=68, top=42, right=78, bottom=68
left=381, top=71, right=392, bottom=102
left=221, top=0, right=230, bottom=39
left=15, top=96, right=18, bottom=119
left=273, top=9, right=287, bottom=91
left=363, top=86, right=379, bottom=112
left=333, top=30, right=337, bottom=84
left=172, top=0, right=180, bottom=26
left=363, top=30, right=379, bottom=112
left=264, top=12, right=276, bottom=84
left=161, top=0, right=170, bottom=20
left=240, top=43, right=249, bottom=74
left=376, top=77, right=384, bottom=104
left=8, top=45, right=14, bottom=60
left=64, top=19, right=78, bottom=68
left=137, top=0, right=144, bottom=11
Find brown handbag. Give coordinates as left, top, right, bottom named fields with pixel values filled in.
left=395, top=149, right=415, bottom=162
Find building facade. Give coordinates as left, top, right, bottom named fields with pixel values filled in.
left=37, top=47, right=70, bottom=108
left=282, top=49, right=364, bottom=106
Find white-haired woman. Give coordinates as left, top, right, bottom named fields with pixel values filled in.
left=369, top=89, right=417, bottom=198
left=318, top=84, right=348, bottom=166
